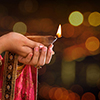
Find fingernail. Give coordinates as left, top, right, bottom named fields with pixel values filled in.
left=30, top=53, right=33, bottom=57
left=43, top=47, right=47, bottom=51
left=35, top=47, right=39, bottom=51
left=51, top=44, right=54, bottom=48
left=52, top=51, right=55, bottom=55
left=40, top=45, right=44, bottom=49
left=49, top=48, right=52, bottom=52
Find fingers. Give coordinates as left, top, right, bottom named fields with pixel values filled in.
left=17, top=46, right=33, bottom=57
left=29, top=47, right=40, bottom=65
left=37, top=47, right=47, bottom=66
left=29, top=46, right=47, bottom=66
left=45, top=48, right=53, bottom=64
left=18, top=53, right=33, bottom=64
left=46, top=44, right=55, bottom=64
left=18, top=45, right=55, bottom=67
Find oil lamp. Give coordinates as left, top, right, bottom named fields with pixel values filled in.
left=27, top=24, right=62, bottom=47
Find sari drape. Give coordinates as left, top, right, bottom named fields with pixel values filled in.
left=0, top=55, right=37, bottom=100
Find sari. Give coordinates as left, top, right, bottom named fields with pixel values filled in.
left=0, top=55, right=37, bottom=100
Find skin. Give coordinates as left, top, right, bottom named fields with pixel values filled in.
left=0, top=32, right=54, bottom=67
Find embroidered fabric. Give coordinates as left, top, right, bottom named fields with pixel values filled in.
left=0, top=55, right=36, bottom=100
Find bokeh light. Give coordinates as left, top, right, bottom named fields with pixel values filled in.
left=68, top=11, right=84, bottom=26
left=88, top=12, right=100, bottom=27
left=62, top=23, right=74, bottom=38
left=39, top=84, right=51, bottom=99
left=71, top=47, right=85, bottom=60
left=13, top=22, right=27, bottom=34
left=0, top=16, right=13, bottom=30
left=68, top=92, right=76, bottom=100
left=71, top=25, right=85, bottom=38
left=85, top=36, right=100, bottom=52
left=49, top=87, right=58, bottom=99
left=76, top=29, right=94, bottom=44
left=69, top=92, right=80, bottom=100
left=19, top=0, right=38, bottom=14
left=89, top=47, right=100, bottom=56
left=27, top=18, right=54, bottom=34
left=39, top=18, right=54, bottom=33
left=61, top=60, right=76, bottom=88
left=27, top=19, right=41, bottom=33
left=70, top=84, right=84, bottom=96
left=86, top=64, right=100, bottom=87
left=81, top=92, right=96, bottom=100
left=60, top=88, right=69, bottom=100
left=63, top=44, right=87, bottom=61
left=54, top=88, right=63, bottom=100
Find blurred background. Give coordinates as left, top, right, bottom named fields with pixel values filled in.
left=0, top=0, right=100, bottom=100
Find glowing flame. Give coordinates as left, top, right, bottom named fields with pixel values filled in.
left=56, top=24, right=62, bottom=38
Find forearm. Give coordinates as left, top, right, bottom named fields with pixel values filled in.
left=0, top=34, right=8, bottom=54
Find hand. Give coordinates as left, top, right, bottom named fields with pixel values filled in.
left=0, top=32, right=44, bottom=56
left=18, top=44, right=54, bottom=67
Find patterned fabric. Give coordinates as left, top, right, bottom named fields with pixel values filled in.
left=0, top=55, right=36, bottom=100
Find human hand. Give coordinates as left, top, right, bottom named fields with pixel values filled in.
left=18, top=44, right=54, bottom=67
left=0, top=32, right=44, bottom=56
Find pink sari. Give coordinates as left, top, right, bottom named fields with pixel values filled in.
left=0, top=55, right=37, bottom=100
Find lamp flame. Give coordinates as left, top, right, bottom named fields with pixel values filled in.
left=56, top=24, right=62, bottom=38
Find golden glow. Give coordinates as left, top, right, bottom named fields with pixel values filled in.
left=71, top=85, right=83, bottom=96
left=13, top=22, right=27, bottom=34
left=56, top=24, right=62, bottom=38
left=71, top=47, right=85, bottom=60
left=88, top=12, right=100, bottom=27
left=19, top=0, right=38, bottom=14
left=81, top=92, right=96, bottom=100
left=86, top=64, right=100, bottom=87
left=68, top=11, right=84, bottom=26
left=85, top=36, right=100, bottom=51
left=61, top=60, right=75, bottom=88
left=40, top=18, right=54, bottom=32
left=49, top=87, right=57, bottom=99
left=63, top=44, right=86, bottom=62
left=54, top=88, right=63, bottom=100
left=62, top=23, right=74, bottom=38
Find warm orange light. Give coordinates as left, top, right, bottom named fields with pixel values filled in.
left=56, top=24, right=62, bottom=38
left=85, top=36, right=100, bottom=51
left=81, top=92, right=96, bottom=100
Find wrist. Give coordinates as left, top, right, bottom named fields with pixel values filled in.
left=0, top=34, right=9, bottom=54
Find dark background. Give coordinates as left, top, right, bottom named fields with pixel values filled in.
left=0, top=0, right=100, bottom=100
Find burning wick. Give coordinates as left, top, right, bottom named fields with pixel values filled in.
left=52, top=24, right=62, bottom=44
left=56, top=24, right=62, bottom=38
